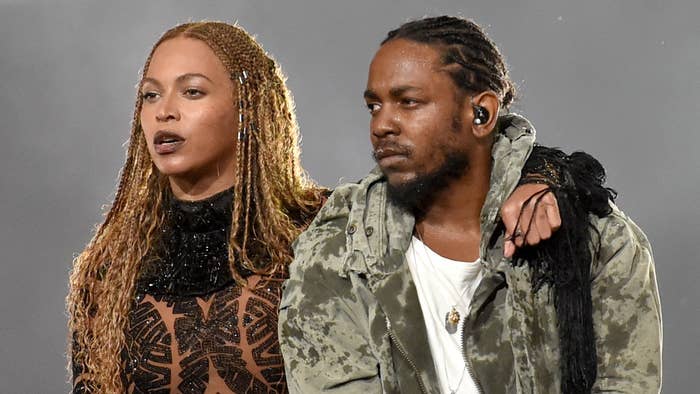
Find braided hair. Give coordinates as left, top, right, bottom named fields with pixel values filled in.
left=382, top=16, right=516, bottom=109
left=67, top=22, right=325, bottom=392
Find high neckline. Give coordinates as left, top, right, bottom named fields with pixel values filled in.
left=167, top=186, right=235, bottom=233
left=136, top=186, right=236, bottom=298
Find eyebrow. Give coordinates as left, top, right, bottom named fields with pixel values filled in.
left=363, top=89, right=378, bottom=100
left=363, top=85, right=423, bottom=100
left=141, top=73, right=214, bottom=87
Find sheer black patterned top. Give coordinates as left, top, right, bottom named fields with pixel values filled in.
left=124, top=187, right=288, bottom=393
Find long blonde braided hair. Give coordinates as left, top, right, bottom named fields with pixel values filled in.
left=67, top=22, right=324, bottom=392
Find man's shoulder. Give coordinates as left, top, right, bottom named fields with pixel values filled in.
left=291, top=190, right=351, bottom=274
left=589, top=202, right=652, bottom=274
left=292, top=172, right=382, bottom=272
left=312, top=170, right=383, bottom=223
left=592, top=203, right=650, bottom=248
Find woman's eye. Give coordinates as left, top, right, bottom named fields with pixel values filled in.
left=141, top=91, right=159, bottom=101
left=184, top=88, right=204, bottom=98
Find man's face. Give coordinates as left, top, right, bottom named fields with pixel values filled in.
left=364, top=39, right=472, bottom=209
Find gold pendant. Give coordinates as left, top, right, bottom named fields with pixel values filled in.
left=444, top=306, right=460, bottom=334
left=447, top=307, right=461, bottom=324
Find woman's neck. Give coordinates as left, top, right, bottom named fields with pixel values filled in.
left=168, top=174, right=236, bottom=201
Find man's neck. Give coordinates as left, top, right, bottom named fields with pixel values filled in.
left=414, top=157, right=491, bottom=262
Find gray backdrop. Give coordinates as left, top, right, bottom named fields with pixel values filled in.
left=0, top=0, right=697, bottom=392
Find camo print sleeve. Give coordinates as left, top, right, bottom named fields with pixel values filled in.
left=279, top=263, right=385, bottom=393
left=279, top=188, right=386, bottom=394
left=590, top=206, right=662, bottom=393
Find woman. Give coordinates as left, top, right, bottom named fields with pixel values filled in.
left=68, top=21, right=562, bottom=393
left=68, top=21, right=326, bottom=393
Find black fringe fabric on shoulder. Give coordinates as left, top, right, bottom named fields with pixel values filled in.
left=513, top=145, right=617, bottom=394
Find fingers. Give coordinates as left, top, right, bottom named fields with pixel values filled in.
left=504, top=239, right=516, bottom=258
left=501, top=202, right=519, bottom=242
left=501, top=183, right=562, bottom=258
left=531, top=192, right=560, bottom=244
left=534, top=197, right=552, bottom=240
left=524, top=209, right=541, bottom=246
left=526, top=190, right=564, bottom=245
left=504, top=228, right=525, bottom=258
left=543, top=193, right=561, bottom=231
left=513, top=196, right=536, bottom=248
left=501, top=199, right=521, bottom=258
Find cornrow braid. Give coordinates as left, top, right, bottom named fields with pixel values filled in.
left=67, top=21, right=325, bottom=392
left=382, top=16, right=516, bottom=109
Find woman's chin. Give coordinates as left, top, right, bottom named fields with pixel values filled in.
left=153, top=163, right=194, bottom=179
left=150, top=154, right=193, bottom=175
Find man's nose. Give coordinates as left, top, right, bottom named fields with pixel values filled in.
left=371, top=107, right=399, bottom=139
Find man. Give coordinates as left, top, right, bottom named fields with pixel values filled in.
left=279, top=16, right=661, bottom=393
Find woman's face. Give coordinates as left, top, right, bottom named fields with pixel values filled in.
left=140, top=36, right=238, bottom=190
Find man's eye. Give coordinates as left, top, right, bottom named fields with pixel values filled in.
left=184, top=88, right=204, bottom=98
left=366, top=103, right=380, bottom=114
left=401, top=98, right=418, bottom=106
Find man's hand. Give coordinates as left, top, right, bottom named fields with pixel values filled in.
left=501, top=183, right=561, bottom=258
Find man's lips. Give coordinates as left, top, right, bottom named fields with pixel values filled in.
left=153, top=130, right=185, bottom=154
left=373, top=144, right=411, bottom=163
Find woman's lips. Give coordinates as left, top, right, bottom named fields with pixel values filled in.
left=154, top=140, right=184, bottom=154
left=153, top=131, right=185, bottom=155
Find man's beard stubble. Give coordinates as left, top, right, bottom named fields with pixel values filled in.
left=384, top=149, right=469, bottom=217
left=377, top=111, right=470, bottom=216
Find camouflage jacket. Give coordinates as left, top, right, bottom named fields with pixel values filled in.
left=279, top=114, right=662, bottom=393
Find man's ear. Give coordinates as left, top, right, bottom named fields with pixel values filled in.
left=470, top=91, right=500, bottom=139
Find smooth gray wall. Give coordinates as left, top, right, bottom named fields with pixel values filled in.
left=0, top=1, right=697, bottom=392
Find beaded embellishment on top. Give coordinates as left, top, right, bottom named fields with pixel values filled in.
left=123, top=187, right=289, bottom=393
left=136, top=187, right=235, bottom=298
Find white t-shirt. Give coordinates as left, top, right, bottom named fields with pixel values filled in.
left=406, top=236, right=483, bottom=394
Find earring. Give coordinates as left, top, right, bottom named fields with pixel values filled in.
left=473, top=105, right=489, bottom=125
